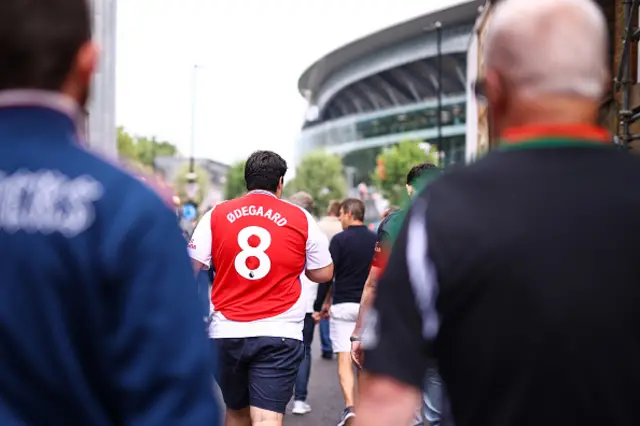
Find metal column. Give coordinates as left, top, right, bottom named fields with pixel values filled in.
left=616, top=0, right=640, bottom=148
left=87, top=0, right=117, bottom=157
left=436, top=22, right=443, bottom=154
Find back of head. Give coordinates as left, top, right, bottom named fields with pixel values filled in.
left=483, top=0, right=608, bottom=133
left=0, top=0, right=92, bottom=91
left=382, top=206, right=400, bottom=219
left=484, top=0, right=608, bottom=100
left=406, top=162, right=437, bottom=186
left=244, top=150, right=288, bottom=193
left=289, top=191, right=314, bottom=214
left=341, top=198, right=365, bottom=222
left=327, top=200, right=341, bottom=217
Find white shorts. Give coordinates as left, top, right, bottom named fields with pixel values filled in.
left=329, top=302, right=360, bottom=353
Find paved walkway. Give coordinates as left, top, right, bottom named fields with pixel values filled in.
left=284, top=328, right=344, bottom=426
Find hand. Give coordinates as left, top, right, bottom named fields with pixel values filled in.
left=351, top=340, right=364, bottom=369
left=321, top=302, right=331, bottom=320
left=312, top=312, right=322, bottom=324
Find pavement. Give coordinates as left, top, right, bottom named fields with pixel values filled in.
left=284, top=327, right=344, bottom=426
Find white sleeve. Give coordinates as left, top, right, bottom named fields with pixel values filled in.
left=303, top=210, right=333, bottom=270
left=187, top=209, right=213, bottom=269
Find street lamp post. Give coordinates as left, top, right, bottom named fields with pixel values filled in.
left=189, top=64, right=201, bottom=174
left=186, top=64, right=202, bottom=205
left=435, top=21, right=443, bottom=157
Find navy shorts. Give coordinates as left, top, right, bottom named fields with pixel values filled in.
left=215, top=336, right=304, bottom=413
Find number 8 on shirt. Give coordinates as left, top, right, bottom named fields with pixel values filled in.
left=235, top=226, right=271, bottom=280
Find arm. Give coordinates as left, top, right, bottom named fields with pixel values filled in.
left=356, top=198, right=439, bottom=426
left=318, top=236, right=342, bottom=311
left=356, top=372, right=421, bottom=426
left=108, top=196, right=219, bottom=425
left=354, top=230, right=390, bottom=335
left=353, top=266, right=380, bottom=336
left=314, top=281, right=330, bottom=313
left=307, top=264, right=333, bottom=284
left=304, top=212, right=334, bottom=283
left=351, top=237, right=386, bottom=367
left=187, top=209, right=213, bottom=276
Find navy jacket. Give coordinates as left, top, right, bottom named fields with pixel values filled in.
left=0, top=93, right=219, bottom=426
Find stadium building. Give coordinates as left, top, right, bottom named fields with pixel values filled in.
left=296, top=0, right=483, bottom=187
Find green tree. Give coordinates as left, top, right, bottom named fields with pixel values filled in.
left=371, top=140, right=439, bottom=206
left=117, top=127, right=178, bottom=168
left=117, top=126, right=137, bottom=161
left=288, top=150, right=347, bottom=217
left=224, top=160, right=246, bottom=200
left=174, top=164, right=210, bottom=206
left=136, top=136, right=178, bottom=167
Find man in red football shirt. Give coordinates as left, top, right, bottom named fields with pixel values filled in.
left=188, top=150, right=334, bottom=426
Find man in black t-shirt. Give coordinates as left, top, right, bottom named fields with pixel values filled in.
left=315, top=198, right=377, bottom=425
left=355, top=1, right=640, bottom=426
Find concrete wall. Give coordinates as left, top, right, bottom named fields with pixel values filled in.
left=87, top=0, right=117, bottom=157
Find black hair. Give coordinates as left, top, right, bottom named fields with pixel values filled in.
left=340, top=198, right=365, bottom=222
left=406, top=162, right=437, bottom=185
left=0, top=0, right=92, bottom=91
left=244, top=150, right=288, bottom=193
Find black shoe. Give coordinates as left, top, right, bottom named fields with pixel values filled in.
left=337, top=406, right=356, bottom=426
left=321, top=351, right=333, bottom=360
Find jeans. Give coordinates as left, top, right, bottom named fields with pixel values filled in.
left=319, top=318, right=332, bottom=354
left=422, top=367, right=443, bottom=426
left=210, top=338, right=220, bottom=384
left=197, top=270, right=211, bottom=321
left=294, top=313, right=315, bottom=401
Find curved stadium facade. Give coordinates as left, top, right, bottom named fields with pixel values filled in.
left=296, top=0, right=483, bottom=188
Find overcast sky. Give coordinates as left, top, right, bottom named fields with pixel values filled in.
left=115, top=0, right=464, bottom=168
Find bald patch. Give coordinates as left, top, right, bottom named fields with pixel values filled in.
left=484, top=0, right=608, bottom=99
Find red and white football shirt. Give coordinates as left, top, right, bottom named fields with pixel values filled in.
left=188, top=190, right=332, bottom=340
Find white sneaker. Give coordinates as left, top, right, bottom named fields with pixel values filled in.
left=292, top=400, right=312, bottom=415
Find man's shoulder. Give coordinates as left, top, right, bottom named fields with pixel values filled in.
left=378, top=210, right=402, bottom=235
left=318, top=216, right=342, bottom=234
left=5, top=146, right=173, bottom=237
left=80, top=151, right=173, bottom=219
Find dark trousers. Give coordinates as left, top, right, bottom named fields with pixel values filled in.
left=196, top=270, right=211, bottom=321
left=215, top=337, right=304, bottom=414
left=319, top=318, right=331, bottom=354
left=294, top=313, right=315, bottom=401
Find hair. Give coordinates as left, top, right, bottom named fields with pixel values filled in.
left=484, top=0, right=608, bottom=100
left=340, top=198, right=365, bottom=222
left=327, top=200, right=341, bottom=217
left=0, top=0, right=92, bottom=91
left=406, top=162, right=437, bottom=185
left=289, top=191, right=314, bottom=213
left=383, top=205, right=401, bottom=219
left=244, top=150, right=288, bottom=193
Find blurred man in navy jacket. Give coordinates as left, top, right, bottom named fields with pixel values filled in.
left=0, top=1, right=219, bottom=425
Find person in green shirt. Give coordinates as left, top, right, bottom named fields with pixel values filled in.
left=351, top=162, right=442, bottom=426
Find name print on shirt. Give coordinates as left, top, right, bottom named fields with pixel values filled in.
left=0, top=169, right=103, bottom=237
left=226, top=205, right=288, bottom=227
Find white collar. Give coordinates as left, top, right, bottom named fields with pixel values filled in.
left=0, top=90, right=80, bottom=119
left=247, top=190, right=277, bottom=198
